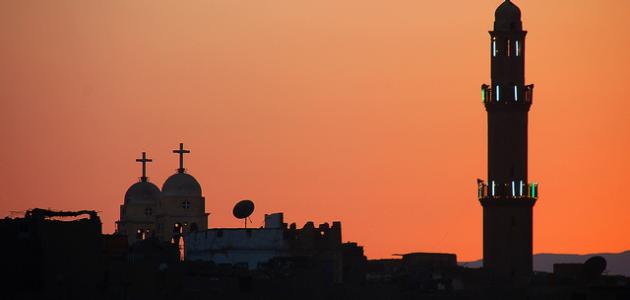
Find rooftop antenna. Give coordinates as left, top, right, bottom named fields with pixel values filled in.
left=233, top=200, right=255, bottom=228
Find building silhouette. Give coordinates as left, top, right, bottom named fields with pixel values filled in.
left=116, top=152, right=160, bottom=244
left=116, top=143, right=209, bottom=246
left=185, top=213, right=345, bottom=283
left=477, top=0, right=539, bottom=280
left=156, top=143, right=208, bottom=245
left=0, top=209, right=104, bottom=299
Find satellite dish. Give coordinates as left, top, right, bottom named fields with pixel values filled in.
left=233, top=200, right=255, bottom=228
left=584, top=256, right=607, bottom=278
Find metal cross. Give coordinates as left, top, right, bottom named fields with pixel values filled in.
left=172, top=143, right=190, bottom=173
left=135, top=152, right=153, bottom=182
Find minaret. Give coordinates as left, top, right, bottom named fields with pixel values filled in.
left=477, top=0, right=539, bottom=280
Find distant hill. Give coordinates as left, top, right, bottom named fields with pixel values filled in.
left=461, top=251, right=630, bottom=277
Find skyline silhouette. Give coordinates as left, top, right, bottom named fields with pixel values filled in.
left=2, top=0, right=630, bottom=261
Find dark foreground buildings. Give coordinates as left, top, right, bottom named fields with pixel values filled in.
left=185, top=213, right=344, bottom=283
left=3, top=207, right=628, bottom=299
left=0, top=209, right=104, bottom=299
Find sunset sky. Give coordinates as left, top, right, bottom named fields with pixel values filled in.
left=2, top=0, right=630, bottom=261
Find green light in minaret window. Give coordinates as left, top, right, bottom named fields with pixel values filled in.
left=482, top=88, right=485, bottom=102
left=531, top=183, right=538, bottom=198
left=514, top=85, right=518, bottom=101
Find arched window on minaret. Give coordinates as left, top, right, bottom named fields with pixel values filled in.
left=507, top=39, right=511, bottom=57
left=515, top=40, right=521, bottom=56
left=492, top=37, right=497, bottom=57
left=495, top=85, right=501, bottom=101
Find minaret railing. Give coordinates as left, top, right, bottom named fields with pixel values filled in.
left=481, top=84, right=533, bottom=104
left=477, top=180, right=538, bottom=199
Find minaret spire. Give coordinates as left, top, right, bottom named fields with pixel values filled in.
left=135, top=152, right=153, bottom=182
left=172, top=143, right=191, bottom=173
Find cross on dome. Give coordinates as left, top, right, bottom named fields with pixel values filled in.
left=135, top=152, right=153, bottom=182
left=173, top=143, right=191, bottom=173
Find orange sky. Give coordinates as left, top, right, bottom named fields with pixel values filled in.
left=1, top=0, right=630, bottom=261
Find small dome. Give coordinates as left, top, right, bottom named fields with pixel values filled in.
left=125, top=181, right=161, bottom=205
left=494, top=1, right=522, bottom=31
left=162, top=172, right=202, bottom=197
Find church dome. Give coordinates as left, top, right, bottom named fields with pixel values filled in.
left=494, top=0, right=522, bottom=31
left=162, top=172, right=202, bottom=197
left=124, top=181, right=161, bottom=205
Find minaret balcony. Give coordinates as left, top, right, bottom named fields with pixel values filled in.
left=481, top=84, right=533, bottom=104
left=477, top=180, right=538, bottom=199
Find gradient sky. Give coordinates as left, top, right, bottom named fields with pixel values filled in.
left=1, top=0, right=630, bottom=261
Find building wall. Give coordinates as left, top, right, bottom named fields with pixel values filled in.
left=117, top=203, right=157, bottom=244
left=0, top=212, right=104, bottom=299
left=186, top=228, right=287, bottom=269
left=184, top=214, right=343, bottom=282
left=116, top=193, right=208, bottom=246
left=155, top=195, right=207, bottom=243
